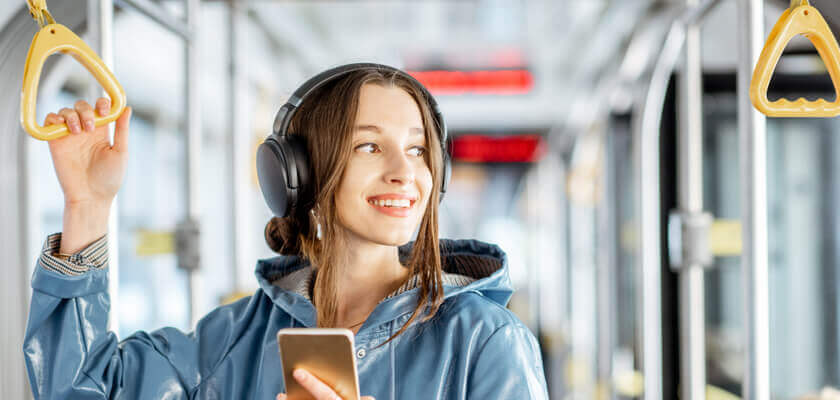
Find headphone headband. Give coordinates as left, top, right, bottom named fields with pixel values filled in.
left=272, top=63, right=445, bottom=143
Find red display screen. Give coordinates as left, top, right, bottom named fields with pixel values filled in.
left=450, top=134, right=545, bottom=163
left=407, top=70, right=534, bottom=95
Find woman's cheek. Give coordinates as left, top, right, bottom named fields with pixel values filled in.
left=420, top=168, right=434, bottom=202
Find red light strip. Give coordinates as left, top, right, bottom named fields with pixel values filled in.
left=406, top=70, right=534, bottom=95
left=450, top=134, right=546, bottom=163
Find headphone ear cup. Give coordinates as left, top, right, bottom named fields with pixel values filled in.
left=284, top=135, right=314, bottom=211
left=256, top=137, right=294, bottom=218
left=438, top=136, right=451, bottom=203
left=440, top=155, right=451, bottom=203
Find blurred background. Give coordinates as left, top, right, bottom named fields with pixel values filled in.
left=3, top=0, right=840, bottom=399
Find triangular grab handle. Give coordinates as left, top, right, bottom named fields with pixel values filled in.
left=21, top=24, right=127, bottom=141
left=750, top=2, right=840, bottom=117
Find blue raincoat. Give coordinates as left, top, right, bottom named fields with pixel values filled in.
left=24, top=234, right=549, bottom=399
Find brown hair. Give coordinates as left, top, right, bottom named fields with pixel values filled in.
left=264, top=67, right=445, bottom=341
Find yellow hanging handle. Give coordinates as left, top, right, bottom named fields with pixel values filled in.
left=750, top=0, right=840, bottom=117
left=21, top=0, right=126, bottom=141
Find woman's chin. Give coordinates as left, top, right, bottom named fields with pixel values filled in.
left=339, top=216, right=421, bottom=247
left=353, top=228, right=415, bottom=247
left=375, top=233, right=415, bottom=247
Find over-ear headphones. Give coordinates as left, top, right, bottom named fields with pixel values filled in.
left=256, top=63, right=450, bottom=218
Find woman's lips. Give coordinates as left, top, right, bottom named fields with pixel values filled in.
left=366, top=194, right=417, bottom=218
left=368, top=201, right=413, bottom=217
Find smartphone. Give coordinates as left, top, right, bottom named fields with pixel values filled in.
left=276, top=328, right=361, bottom=400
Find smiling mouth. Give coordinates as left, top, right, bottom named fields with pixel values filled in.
left=367, top=198, right=415, bottom=209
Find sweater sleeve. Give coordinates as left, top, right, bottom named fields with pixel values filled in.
left=467, top=323, right=550, bottom=400
left=24, top=232, right=249, bottom=399
left=38, top=232, right=108, bottom=275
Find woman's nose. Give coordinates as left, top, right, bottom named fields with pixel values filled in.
left=383, top=152, right=415, bottom=185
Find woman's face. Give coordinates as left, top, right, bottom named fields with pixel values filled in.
left=334, top=83, right=433, bottom=247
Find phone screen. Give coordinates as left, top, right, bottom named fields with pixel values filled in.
left=276, top=328, right=361, bottom=400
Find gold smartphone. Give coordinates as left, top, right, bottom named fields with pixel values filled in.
left=276, top=328, right=361, bottom=400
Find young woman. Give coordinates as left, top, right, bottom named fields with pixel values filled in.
left=24, top=64, right=549, bottom=400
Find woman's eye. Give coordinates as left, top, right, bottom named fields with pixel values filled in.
left=355, top=143, right=380, bottom=153
left=407, top=146, right=426, bottom=157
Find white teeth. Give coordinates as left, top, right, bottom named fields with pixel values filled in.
left=369, top=199, right=412, bottom=208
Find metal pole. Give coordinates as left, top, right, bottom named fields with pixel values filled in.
left=88, top=0, right=120, bottom=336
left=737, top=0, right=770, bottom=398
left=185, top=0, right=203, bottom=329
left=597, top=131, right=616, bottom=400
left=228, top=0, right=248, bottom=293
left=634, top=70, right=664, bottom=400
left=555, top=152, right=573, bottom=398
left=676, top=0, right=706, bottom=397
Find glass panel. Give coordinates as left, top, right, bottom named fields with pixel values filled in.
left=703, top=87, right=840, bottom=398
left=113, top=7, right=190, bottom=334
left=765, top=117, right=839, bottom=398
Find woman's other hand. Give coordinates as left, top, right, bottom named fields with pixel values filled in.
left=276, top=368, right=375, bottom=400
left=46, top=97, right=132, bottom=207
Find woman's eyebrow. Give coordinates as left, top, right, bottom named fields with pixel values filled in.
left=354, top=124, right=424, bottom=135
left=355, top=124, right=382, bottom=133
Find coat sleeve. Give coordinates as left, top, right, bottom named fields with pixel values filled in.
left=23, top=232, right=250, bottom=400
left=467, top=323, right=549, bottom=400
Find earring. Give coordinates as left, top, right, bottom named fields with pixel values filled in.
left=310, top=209, right=322, bottom=240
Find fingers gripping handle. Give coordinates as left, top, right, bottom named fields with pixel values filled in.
left=21, top=24, right=127, bottom=141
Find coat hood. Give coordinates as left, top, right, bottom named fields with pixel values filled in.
left=254, top=239, right=513, bottom=330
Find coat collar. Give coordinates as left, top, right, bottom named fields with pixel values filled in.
left=254, top=239, right=513, bottom=329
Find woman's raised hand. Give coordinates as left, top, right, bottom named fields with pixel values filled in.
left=45, top=97, right=132, bottom=254
left=46, top=97, right=131, bottom=208
left=276, top=369, right=375, bottom=400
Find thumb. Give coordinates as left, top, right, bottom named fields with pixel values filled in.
left=113, top=106, right=132, bottom=153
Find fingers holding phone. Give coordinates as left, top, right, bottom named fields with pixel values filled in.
left=277, top=328, right=373, bottom=400
left=275, top=369, right=375, bottom=400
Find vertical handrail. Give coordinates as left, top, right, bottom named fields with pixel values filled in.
left=676, top=0, right=706, bottom=398
left=632, top=45, right=665, bottom=400
left=555, top=152, right=572, bottom=400
left=228, top=0, right=243, bottom=297
left=185, top=0, right=203, bottom=329
left=632, top=1, right=720, bottom=398
left=228, top=0, right=253, bottom=298
left=737, top=0, right=770, bottom=398
left=87, top=0, right=120, bottom=336
left=597, top=131, right=616, bottom=400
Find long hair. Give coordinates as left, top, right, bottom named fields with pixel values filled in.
left=264, top=67, right=445, bottom=341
